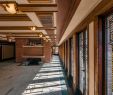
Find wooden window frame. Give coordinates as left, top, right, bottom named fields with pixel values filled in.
left=76, top=28, right=89, bottom=95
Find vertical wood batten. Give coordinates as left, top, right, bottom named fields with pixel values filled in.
left=94, top=17, right=99, bottom=95
left=89, top=21, right=95, bottom=95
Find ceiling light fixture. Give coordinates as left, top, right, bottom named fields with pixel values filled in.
left=2, top=3, right=18, bottom=14
left=39, top=33, right=43, bottom=38
left=46, top=36, right=49, bottom=39
left=31, top=26, right=36, bottom=31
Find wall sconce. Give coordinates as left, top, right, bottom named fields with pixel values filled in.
left=31, top=26, right=36, bottom=31
left=2, top=3, right=18, bottom=14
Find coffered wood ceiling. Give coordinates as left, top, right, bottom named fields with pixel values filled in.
left=0, top=0, right=57, bottom=45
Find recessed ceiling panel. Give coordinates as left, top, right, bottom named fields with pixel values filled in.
left=38, top=13, right=53, bottom=27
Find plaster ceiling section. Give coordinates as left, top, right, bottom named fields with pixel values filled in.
left=59, top=0, right=102, bottom=45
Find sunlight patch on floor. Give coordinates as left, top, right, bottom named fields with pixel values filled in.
left=22, top=56, right=68, bottom=95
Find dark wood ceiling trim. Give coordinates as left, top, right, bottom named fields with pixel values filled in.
left=18, top=4, right=57, bottom=12
left=0, top=14, right=31, bottom=21
left=28, top=0, right=52, bottom=3
left=0, top=26, right=56, bottom=30
left=18, top=4, right=57, bottom=7
left=0, top=32, right=56, bottom=37
left=0, top=1, right=16, bottom=4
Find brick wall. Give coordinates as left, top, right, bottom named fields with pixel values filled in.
left=16, top=38, right=52, bottom=63
left=16, top=38, right=26, bottom=63
left=44, top=41, right=52, bottom=63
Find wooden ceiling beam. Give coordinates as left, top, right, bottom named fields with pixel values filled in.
left=0, top=14, right=30, bottom=21
left=0, top=2, right=57, bottom=12
left=0, top=32, right=56, bottom=36
left=0, top=26, right=56, bottom=30
left=18, top=4, right=57, bottom=12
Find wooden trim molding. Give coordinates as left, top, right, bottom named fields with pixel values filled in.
left=94, top=17, right=99, bottom=95
left=0, top=26, right=56, bottom=30
left=18, top=4, right=57, bottom=12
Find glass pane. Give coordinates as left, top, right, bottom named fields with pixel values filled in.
left=78, top=30, right=88, bottom=94
left=105, top=13, right=113, bottom=95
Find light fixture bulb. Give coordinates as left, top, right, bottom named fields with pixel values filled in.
left=31, top=26, right=36, bottom=31
left=3, top=3, right=17, bottom=14
left=9, top=39, right=12, bottom=42
left=46, top=36, right=49, bottom=39
left=39, top=34, right=43, bottom=38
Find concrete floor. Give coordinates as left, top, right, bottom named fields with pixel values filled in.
left=0, top=56, right=69, bottom=95
left=0, top=60, right=42, bottom=95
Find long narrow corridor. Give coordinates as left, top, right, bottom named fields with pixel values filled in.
left=0, top=0, right=113, bottom=95
left=22, top=55, right=69, bottom=95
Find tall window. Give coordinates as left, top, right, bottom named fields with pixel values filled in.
left=78, top=30, right=88, bottom=95
left=104, top=13, right=113, bottom=95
